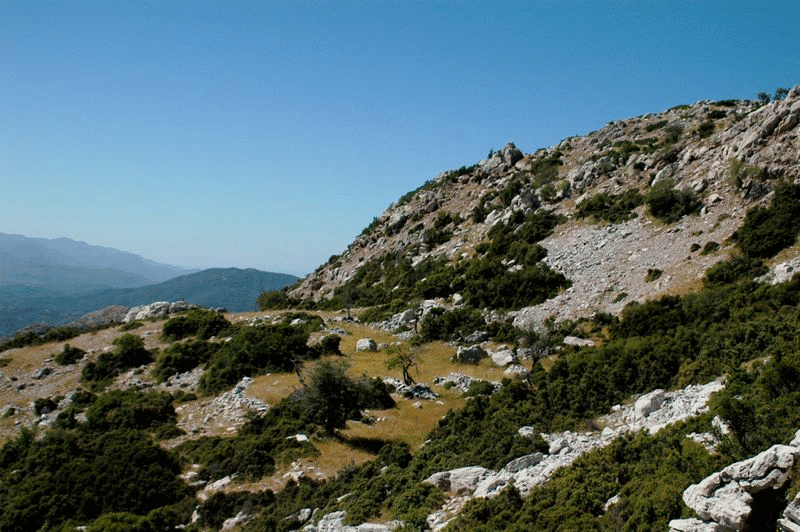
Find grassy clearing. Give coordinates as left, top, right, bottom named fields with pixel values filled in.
left=343, top=393, right=465, bottom=450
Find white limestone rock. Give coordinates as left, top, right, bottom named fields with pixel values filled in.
left=355, top=338, right=378, bottom=352
left=490, top=349, right=517, bottom=367
left=634, top=388, right=666, bottom=419
left=423, top=466, right=492, bottom=495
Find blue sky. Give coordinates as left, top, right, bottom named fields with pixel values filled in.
left=2, top=1, right=798, bottom=276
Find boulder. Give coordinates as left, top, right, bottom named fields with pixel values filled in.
left=563, top=336, right=595, bottom=347
left=456, top=345, right=487, bottom=364
left=674, top=441, right=800, bottom=531
left=634, top=389, right=666, bottom=419
left=464, top=330, right=488, bottom=343
left=490, top=349, right=517, bottom=367
left=355, top=338, right=377, bottom=352
left=423, top=466, right=492, bottom=495
left=779, top=491, right=800, bottom=532
left=505, top=453, right=544, bottom=473
left=669, top=518, right=725, bottom=532
left=501, top=142, right=523, bottom=166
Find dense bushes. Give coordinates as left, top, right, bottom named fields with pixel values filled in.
left=152, top=339, right=220, bottom=382
left=199, top=323, right=313, bottom=395
left=576, top=190, right=643, bottom=223
left=82, top=334, right=153, bottom=387
left=733, top=181, right=800, bottom=258
left=84, top=389, right=179, bottom=435
left=161, top=309, right=231, bottom=341
left=419, top=307, right=486, bottom=342
left=0, top=427, right=192, bottom=530
left=645, top=179, right=702, bottom=223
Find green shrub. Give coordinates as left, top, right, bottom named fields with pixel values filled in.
left=700, top=241, right=720, bottom=255
left=82, top=334, right=153, bottom=387
left=576, top=190, right=643, bottom=223
left=645, top=179, right=702, bottom=223
left=358, top=305, right=395, bottom=323
left=119, top=321, right=143, bottom=332
left=419, top=307, right=486, bottom=342
left=256, top=289, right=296, bottom=310
left=313, top=334, right=342, bottom=356
left=733, top=181, right=800, bottom=258
left=199, top=323, right=312, bottom=395
left=84, top=389, right=179, bottom=436
left=697, top=120, right=716, bottom=138
left=152, top=339, right=220, bottom=382
left=161, top=309, right=231, bottom=341
left=34, top=397, right=58, bottom=416
left=55, top=343, right=86, bottom=365
left=645, top=269, right=663, bottom=282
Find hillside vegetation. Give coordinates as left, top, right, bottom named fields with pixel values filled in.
left=1, top=87, right=800, bottom=531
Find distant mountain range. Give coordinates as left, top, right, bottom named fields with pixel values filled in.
left=0, top=234, right=297, bottom=337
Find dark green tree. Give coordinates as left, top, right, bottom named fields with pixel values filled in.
left=302, top=359, right=360, bottom=435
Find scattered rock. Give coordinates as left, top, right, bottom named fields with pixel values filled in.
left=455, top=345, right=487, bottom=364
left=562, top=336, right=595, bottom=347
left=433, top=373, right=500, bottom=394
left=670, top=435, right=800, bottom=531
left=124, top=300, right=202, bottom=322
left=383, top=377, right=438, bottom=400
left=489, top=349, right=517, bottom=367
left=356, top=338, right=378, bottom=352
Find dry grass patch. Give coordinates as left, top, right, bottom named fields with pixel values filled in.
left=343, top=392, right=464, bottom=450
left=247, top=372, right=303, bottom=405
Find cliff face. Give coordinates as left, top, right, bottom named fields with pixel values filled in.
left=291, top=87, right=800, bottom=326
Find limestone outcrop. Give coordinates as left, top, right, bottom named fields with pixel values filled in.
left=426, top=379, right=724, bottom=530
left=123, top=300, right=202, bottom=322
left=670, top=430, right=800, bottom=532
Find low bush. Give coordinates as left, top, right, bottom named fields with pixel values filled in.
left=199, top=323, right=313, bottom=395
left=152, top=339, right=220, bottom=382
left=55, top=343, right=86, bottom=365
left=645, top=179, right=702, bottom=223
left=576, top=190, right=643, bottom=223
left=645, top=268, right=663, bottom=282
left=161, top=309, right=231, bottom=341
left=81, top=334, right=153, bottom=387
left=312, top=334, right=342, bottom=357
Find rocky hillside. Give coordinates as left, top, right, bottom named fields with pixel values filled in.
left=291, top=87, right=800, bottom=328
left=3, top=88, right=800, bottom=532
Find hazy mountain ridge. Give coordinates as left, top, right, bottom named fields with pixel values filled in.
left=0, top=267, right=298, bottom=338
left=0, top=233, right=196, bottom=293
left=0, top=233, right=298, bottom=337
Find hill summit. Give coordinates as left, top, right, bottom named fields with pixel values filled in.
left=288, top=87, right=800, bottom=330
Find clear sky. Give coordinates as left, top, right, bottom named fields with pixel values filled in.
left=2, top=1, right=798, bottom=276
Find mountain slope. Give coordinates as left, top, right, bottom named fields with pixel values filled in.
left=289, top=88, right=800, bottom=330
left=2, top=87, right=800, bottom=532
